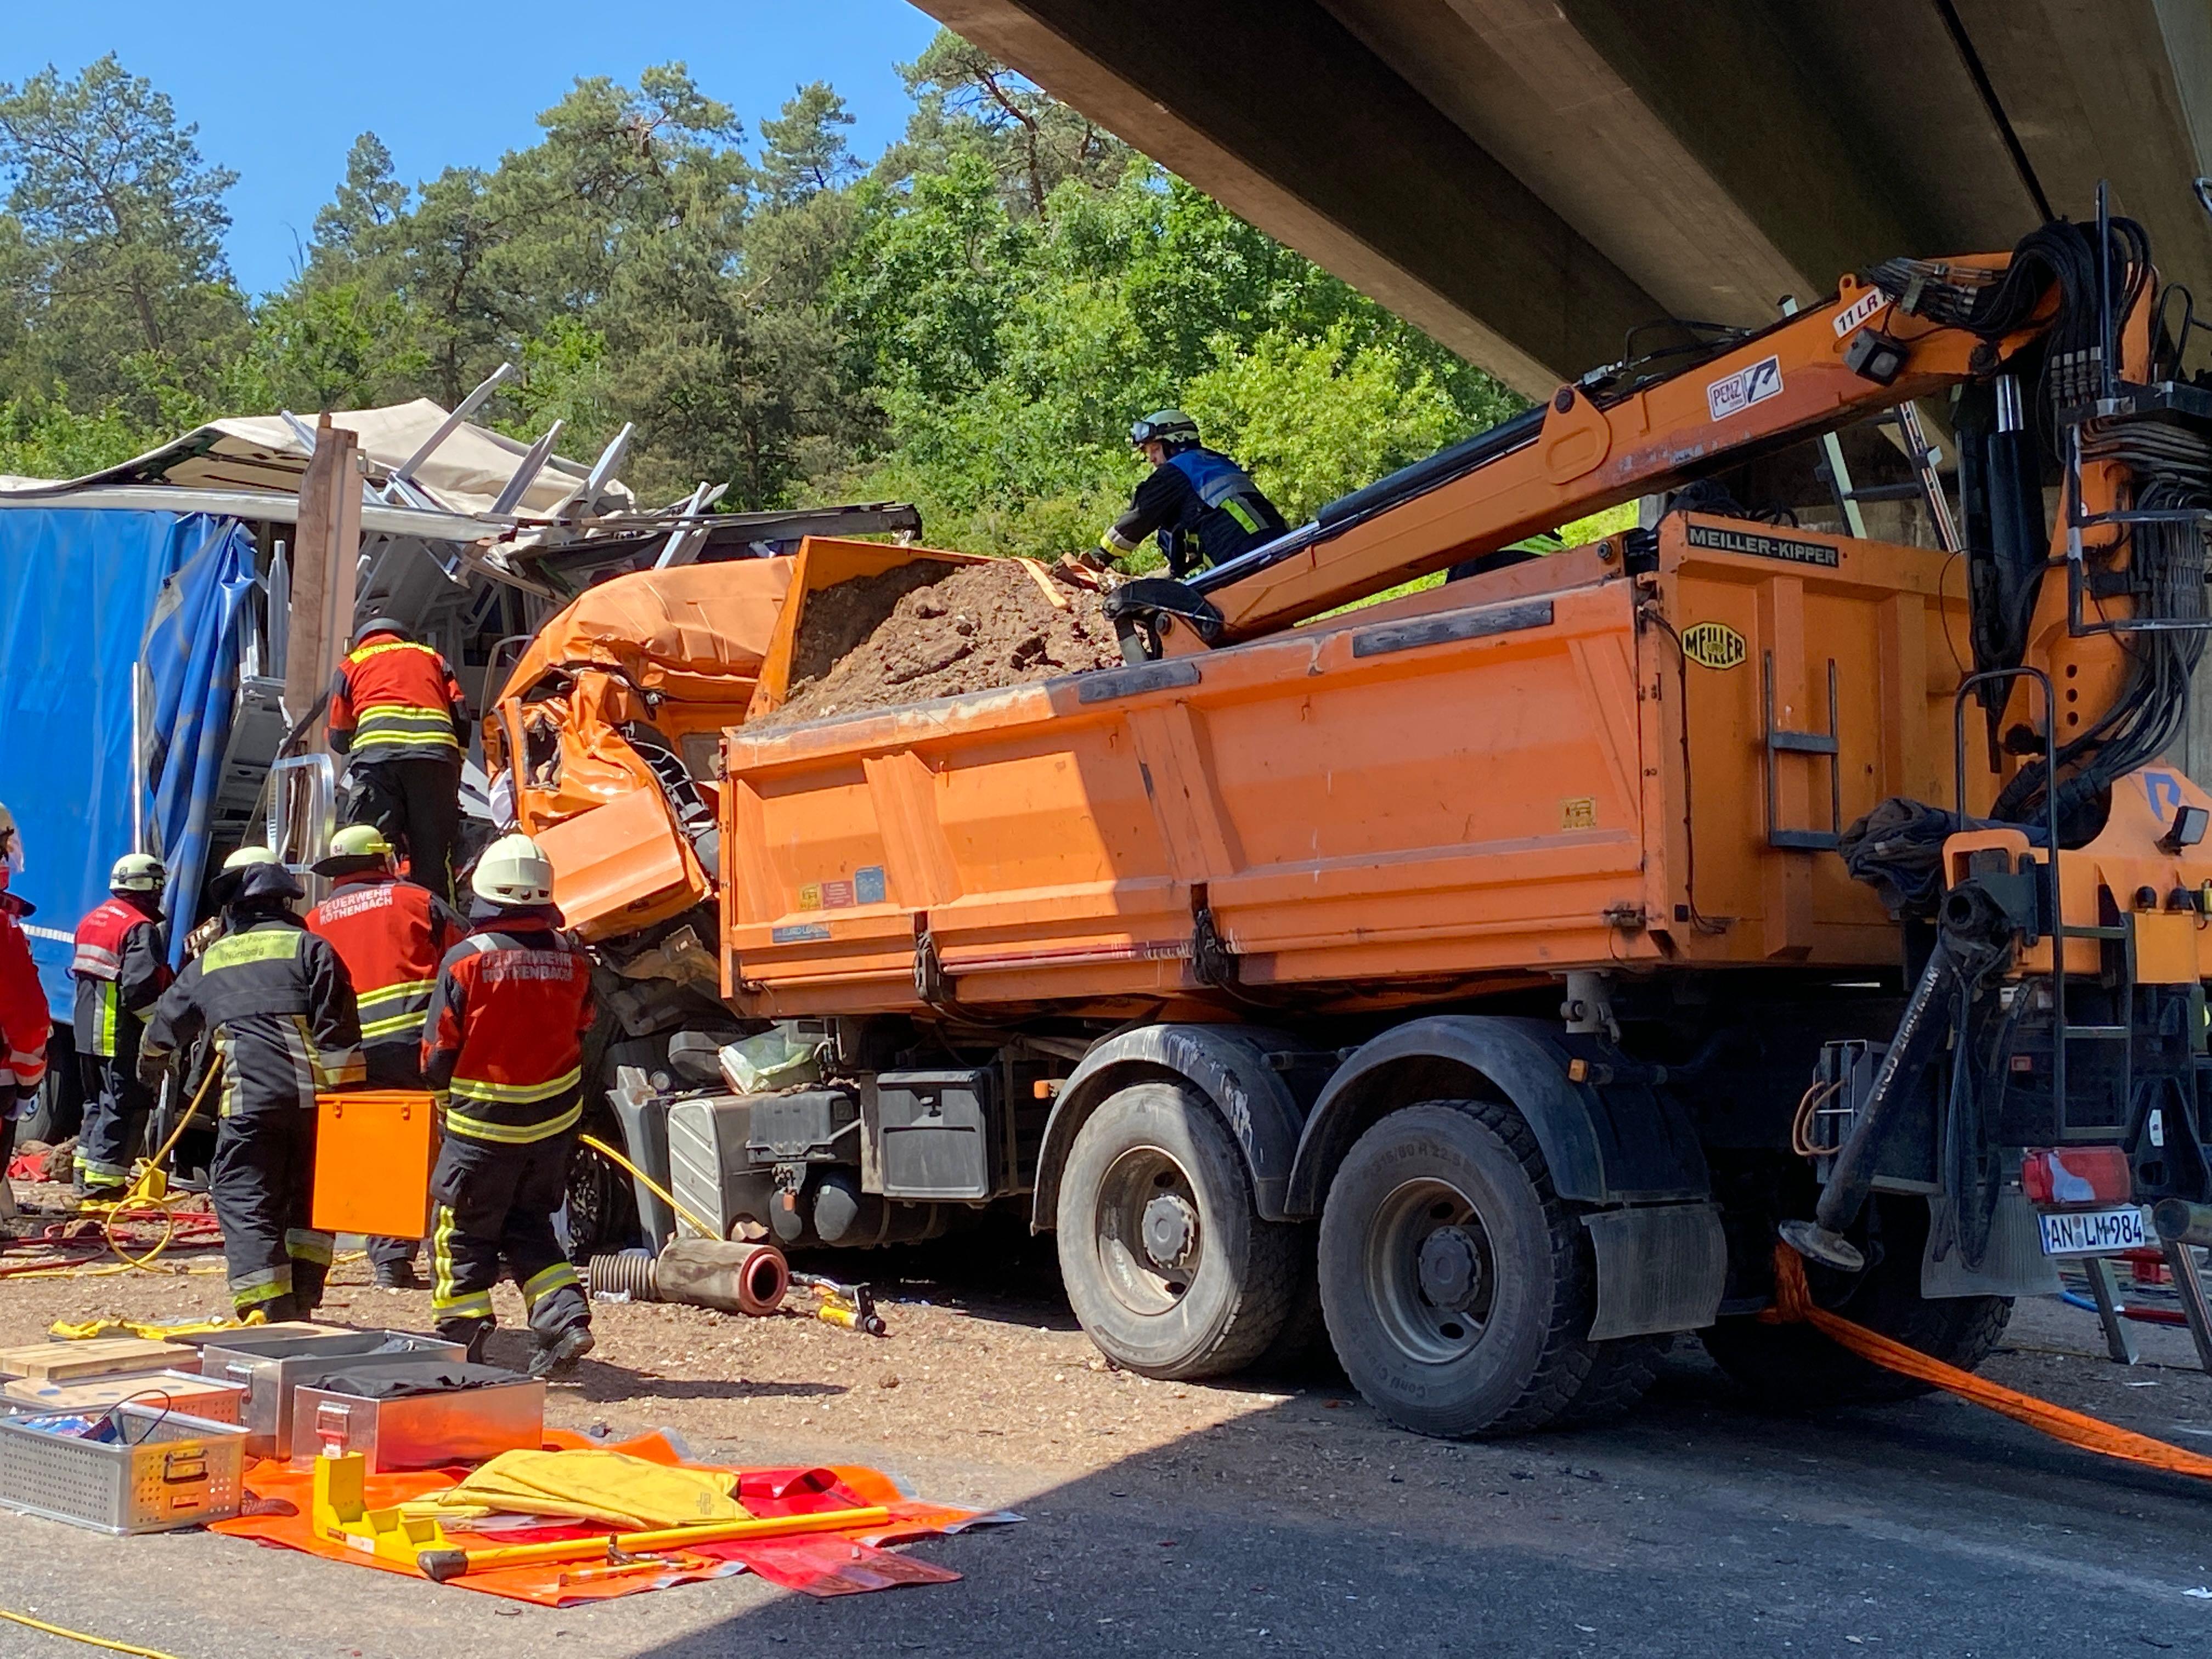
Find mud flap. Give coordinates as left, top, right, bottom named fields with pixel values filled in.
left=1584, top=1202, right=1728, bottom=1339
left=1921, top=1191, right=2059, bottom=1299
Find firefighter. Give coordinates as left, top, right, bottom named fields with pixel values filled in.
left=69, top=854, right=172, bottom=1200
left=306, top=823, right=464, bottom=1289
left=139, top=849, right=364, bottom=1322
left=329, top=617, right=470, bottom=905
left=421, top=833, right=596, bottom=1377
left=0, top=806, right=48, bottom=1221
left=1096, top=409, right=1286, bottom=580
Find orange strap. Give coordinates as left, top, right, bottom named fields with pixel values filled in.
left=1768, top=1242, right=2212, bottom=1482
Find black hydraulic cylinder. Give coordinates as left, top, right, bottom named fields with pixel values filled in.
left=1814, top=938, right=1963, bottom=1237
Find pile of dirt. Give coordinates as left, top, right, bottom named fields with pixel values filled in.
left=759, top=557, right=1124, bottom=728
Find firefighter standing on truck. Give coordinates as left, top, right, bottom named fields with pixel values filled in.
left=139, top=848, right=364, bottom=1322
left=0, top=806, right=49, bottom=1222
left=69, top=854, right=172, bottom=1200
left=328, top=618, right=469, bottom=905
left=306, top=824, right=464, bottom=1289
left=1096, top=409, right=1286, bottom=579
left=422, top=833, right=596, bottom=1378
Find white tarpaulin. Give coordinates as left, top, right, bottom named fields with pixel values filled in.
left=0, top=399, right=629, bottom=520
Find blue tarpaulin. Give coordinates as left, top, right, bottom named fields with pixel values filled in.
left=0, top=509, right=255, bottom=1021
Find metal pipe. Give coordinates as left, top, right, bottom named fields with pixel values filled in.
left=2152, top=1198, right=2212, bottom=1248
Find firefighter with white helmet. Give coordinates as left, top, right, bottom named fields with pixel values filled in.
left=421, top=834, right=597, bottom=1375
left=68, top=853, right=173, bottom=1198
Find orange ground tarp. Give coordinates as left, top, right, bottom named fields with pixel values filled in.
left=212, top=1430, right=1010, bottom=1605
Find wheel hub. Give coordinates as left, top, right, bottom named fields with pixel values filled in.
left=1417, top=1224, right=1481, bottom=1311
left=1141, top=1193, right=1199, bottom=1269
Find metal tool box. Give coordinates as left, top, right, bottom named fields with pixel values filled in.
left=291, top=1374, right=546, bottom=1472
left=198, top=1330, right=466, bottom=1460
left=0, top=1405, right=251, bottom=1533
left=3, top=1369, right=248, bottom=1424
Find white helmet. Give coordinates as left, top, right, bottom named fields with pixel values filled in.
left=471, top=833, right=556, bottom=907
left=110, top=853, right=166, bottom=894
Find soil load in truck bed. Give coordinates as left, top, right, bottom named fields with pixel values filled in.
left=757, top=557, right=1123, bottom=729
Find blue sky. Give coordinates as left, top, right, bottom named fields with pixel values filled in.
left=3, top=1, right=944, bottom=295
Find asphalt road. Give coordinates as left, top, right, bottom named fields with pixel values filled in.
left=0, top=1302, right=2209, bottom=1658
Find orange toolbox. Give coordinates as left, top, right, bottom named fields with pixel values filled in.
left=312, top=1091, right=438, bottom=1240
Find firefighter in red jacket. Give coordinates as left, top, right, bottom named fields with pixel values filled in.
left=421, top=834, right=596, bottom=1377
left=307, top=824, right=465, bottom=1289
left=328, top=618, right=469, bottom=905
left=69, top=854, right=172, bottom=1199
left=0, top=806, right=49, bottom=1221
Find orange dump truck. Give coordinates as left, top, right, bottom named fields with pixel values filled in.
left=503, top=217, right=2212, bottom=1437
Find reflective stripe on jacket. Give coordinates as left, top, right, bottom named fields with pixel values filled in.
left=422, top=916, right=595, bottom=1146
left=138, top=918, right=365, bottom=1113
left=307, top=874, right=465, bottom=1052
left=70, top=896, right=171, bottom=1059
left=0, top=900, right=45, bottom=1093
left=328, top=635, right=467, bottom=759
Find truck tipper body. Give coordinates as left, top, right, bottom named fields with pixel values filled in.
left=496, top=217, right=2212, bottom=1438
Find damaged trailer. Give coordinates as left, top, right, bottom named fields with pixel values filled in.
left=0, top=387, right=917, bottom=1160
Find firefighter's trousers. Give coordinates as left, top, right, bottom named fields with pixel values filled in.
left=75, top=1055, right=150, bottom=1194
left=347, top=755, right=462, bottom=905
left=210, top=1107, right=332, bottom=1318
left=428, top=1130, right=588, bottom=1347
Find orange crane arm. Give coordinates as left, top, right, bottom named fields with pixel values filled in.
left=1199, top=255, right=2046, bottom=642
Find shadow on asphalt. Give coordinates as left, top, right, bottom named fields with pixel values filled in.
left=603, top=1228, right=2212, bottom=1657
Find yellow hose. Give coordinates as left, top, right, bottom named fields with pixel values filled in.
left=99, top=1062, right=221, bottom=1272
left=579, top=1132, right=723, bottom=1240
left=0, top=1607, right=185, bottom=1659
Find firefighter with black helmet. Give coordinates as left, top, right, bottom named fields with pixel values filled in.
left=307, top=823, right=465, bottom=1289
left=329, top=617, right=470, bottom=905
left=1096, top=409, right=1287, bottom=579
left=69, top=853, right=172, bottom=1199
left=139, top=848, right=364, bottom=1321
left=421, top=833, right=596, bottom=1377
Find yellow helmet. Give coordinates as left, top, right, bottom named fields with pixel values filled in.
left=313, top=824, right=396, bottom=876
left=471, top=833, right=556, bottom=907
left=222, top=845, right=280, bottom=873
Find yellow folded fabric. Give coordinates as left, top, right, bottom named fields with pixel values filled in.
left=50, top=1316, right=237, bottom=1342
left=404, top=1448, right=743, bottom=1532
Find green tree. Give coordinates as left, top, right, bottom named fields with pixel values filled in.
left=891, top=30, right=1127, bottom=218
left=758, top=82, right=856, bottom=208
left=0, top=54, right=247, bottom=410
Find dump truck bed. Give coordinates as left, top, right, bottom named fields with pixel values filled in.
left=719, top=515, right=1988, bottom=1017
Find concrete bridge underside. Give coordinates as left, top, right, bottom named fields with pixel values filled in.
left=919, top=0, right=2212, bottom=399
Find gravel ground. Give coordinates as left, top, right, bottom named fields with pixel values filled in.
left=2, top=1192, right=2212, bottom=1657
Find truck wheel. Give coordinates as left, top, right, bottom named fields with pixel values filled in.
left=1057, top=1082, right=1297, bottom=1379
left=1318, top=1099, right=1598, bottom=1438
left=1554, top=1337, right=1666, bottom=1427
left=1699, top=1199, right=2012, bottom=1408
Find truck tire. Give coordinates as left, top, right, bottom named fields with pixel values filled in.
left=18, top=1032, right=80, bottom=1147
left=1056, top=1082, right=1298, bottom=1379
left=1318, top=1099, right=1604, bottom=1438
left=1699, top=1200, right=2012, bottom=1408
left=1554, top=1337, right=1666, bottom=1427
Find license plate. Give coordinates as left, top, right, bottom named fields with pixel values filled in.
left=2037, top=1206, right=2147, bottom=1256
